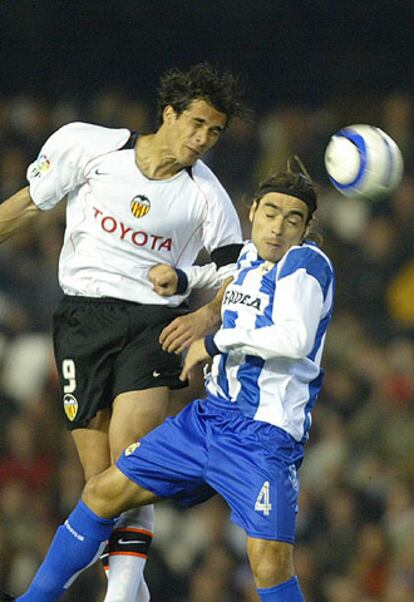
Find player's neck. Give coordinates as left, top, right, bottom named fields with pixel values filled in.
left=135, top=133, right=183, bottom=180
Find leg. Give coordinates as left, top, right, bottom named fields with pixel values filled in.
left=109, top=388, right=169, bottom=461
left=51, top=297, right=180, bottom=600
left=104, top=388, right=169, bottom=602
left=71, top=408, right=112, bottom=479
left=247, top=537, right=304, bottom=602
left=71, top=390, right=167, bottom=601
left=15, top=467, right=158, bottom=602
left=204, top=415, right=305, bottom=600
left=11, top=396, right=207, bottom=602
left=83, top=462, right=160, bottom=517
left=15, top=390, right=165, bottom=602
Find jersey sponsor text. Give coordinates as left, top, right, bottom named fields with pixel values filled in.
left=93, top=207, right=172, bottom=252
left=223, top=288, right=262, bottom=311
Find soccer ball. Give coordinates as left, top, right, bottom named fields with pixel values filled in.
left=324, top=124, right=404, bottom=200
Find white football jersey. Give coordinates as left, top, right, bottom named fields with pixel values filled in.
left=27, top=122, right=242, bottom=305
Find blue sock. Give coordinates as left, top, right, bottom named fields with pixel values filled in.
left=257, top=576, right=305, bottom=601
left=17, top=500, right=115, bottom=601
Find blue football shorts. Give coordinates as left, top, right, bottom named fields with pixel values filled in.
left=116, top=394, right=305, bottom=543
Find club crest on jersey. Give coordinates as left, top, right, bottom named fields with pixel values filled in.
left=125, top=442, right=141, bottom=456
left=260, top=261, right=275, bottom=274
left=63, top=393, right=78, bottom=421
left=29, top=154, right=51, bottom=178
left=131, top=195, right=151, bottom=218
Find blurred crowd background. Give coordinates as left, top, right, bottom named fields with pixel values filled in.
left=1, top=1, right=414, bottom=600
left=0, top=87, right=413, bottom=602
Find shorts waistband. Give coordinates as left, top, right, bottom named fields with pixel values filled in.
left=62, top=294, right=144, bottom=306
left=61, top=295, right=189, bottom=311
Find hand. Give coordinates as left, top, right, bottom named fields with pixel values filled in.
left=180, top=338, right=211, bottom=381
left=160, top=302, right=221, bottom=354
left=149, top=264, right=178, bottom=296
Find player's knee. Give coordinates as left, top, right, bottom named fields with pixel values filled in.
left=248, top=539, right=294, bottom=588
left=82, top=468, right=129, bottom=519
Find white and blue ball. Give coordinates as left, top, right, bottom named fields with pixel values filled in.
left=324, top=124, right=404, bottom=200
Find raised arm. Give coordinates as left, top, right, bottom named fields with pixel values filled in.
left=0, top=186, right=40, bottom=243
left=210, top=258, right=334, bottom=361
left=212, top=274, right=325, bottom=360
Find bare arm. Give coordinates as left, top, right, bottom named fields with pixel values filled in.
left=159, top=276, right=233, bottom=354
left=0, top=187, right=40, bottom=243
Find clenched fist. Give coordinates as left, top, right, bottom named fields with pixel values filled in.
left=148, top=264, right=179, bottom=296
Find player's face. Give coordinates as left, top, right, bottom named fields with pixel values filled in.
left=249, top=193, right=310, bottom=262
left=163, top=99, right=227, bottom=166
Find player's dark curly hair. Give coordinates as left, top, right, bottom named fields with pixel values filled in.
left=156, top=62, right=251, bottom=127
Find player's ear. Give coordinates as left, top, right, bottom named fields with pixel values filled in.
left=302, top=215, right=313, bottom=240
left=162, top=105, right=176, bottom=124
left=249, top=199, right=259, bottom=224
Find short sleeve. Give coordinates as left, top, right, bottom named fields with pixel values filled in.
left=192, top=162, right=242, bottom=253
left=26, top=122, right=130, bottom=210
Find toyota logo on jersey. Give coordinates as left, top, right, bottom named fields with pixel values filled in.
left=131, top=195, right=151, bottom=218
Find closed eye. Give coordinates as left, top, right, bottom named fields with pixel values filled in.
left=210, top=128, right=222, bottom=137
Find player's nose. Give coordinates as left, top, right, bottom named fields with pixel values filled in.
left=271, top=216, right=284, bottom=235
left=194, top=128, right=209, bottom=149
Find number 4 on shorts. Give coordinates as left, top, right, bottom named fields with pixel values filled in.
left=255, top=481, right=272, bottom=516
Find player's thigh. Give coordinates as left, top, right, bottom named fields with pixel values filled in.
left=71, top=408, right=112, bottom=480
left=246, top=537, right=295, bottom=587
left=109, top=387, right=169, bottom=461
left=83, top=464, right=160, bottom=519
left=115, top=400, right=212, bottom=506
left=207, top=412, right=304, bottom=543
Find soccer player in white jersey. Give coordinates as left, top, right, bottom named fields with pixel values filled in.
left=0, top=157, right=334, bottom=602
left=0, top=64, right=249, bottom=601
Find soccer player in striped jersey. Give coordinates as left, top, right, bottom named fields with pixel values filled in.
left=0, top=157, right=334, bottom=602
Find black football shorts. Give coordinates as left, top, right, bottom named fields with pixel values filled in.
left=53, top=295, right=189, bottom=431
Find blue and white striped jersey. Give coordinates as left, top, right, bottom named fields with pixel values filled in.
left=206, top=240, right=335, bottom=443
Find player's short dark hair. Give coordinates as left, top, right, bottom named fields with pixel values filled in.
left=254, top=156, right=318, bottom=222
left=156, top=62, right=250, bottom=127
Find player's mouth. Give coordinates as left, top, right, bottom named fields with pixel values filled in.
left=186, top=146, right=200, bottom=157
left=265, top=240, right=283, bottom=249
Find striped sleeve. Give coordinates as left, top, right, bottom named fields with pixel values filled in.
left=213, top=245, right=334, bottom=360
